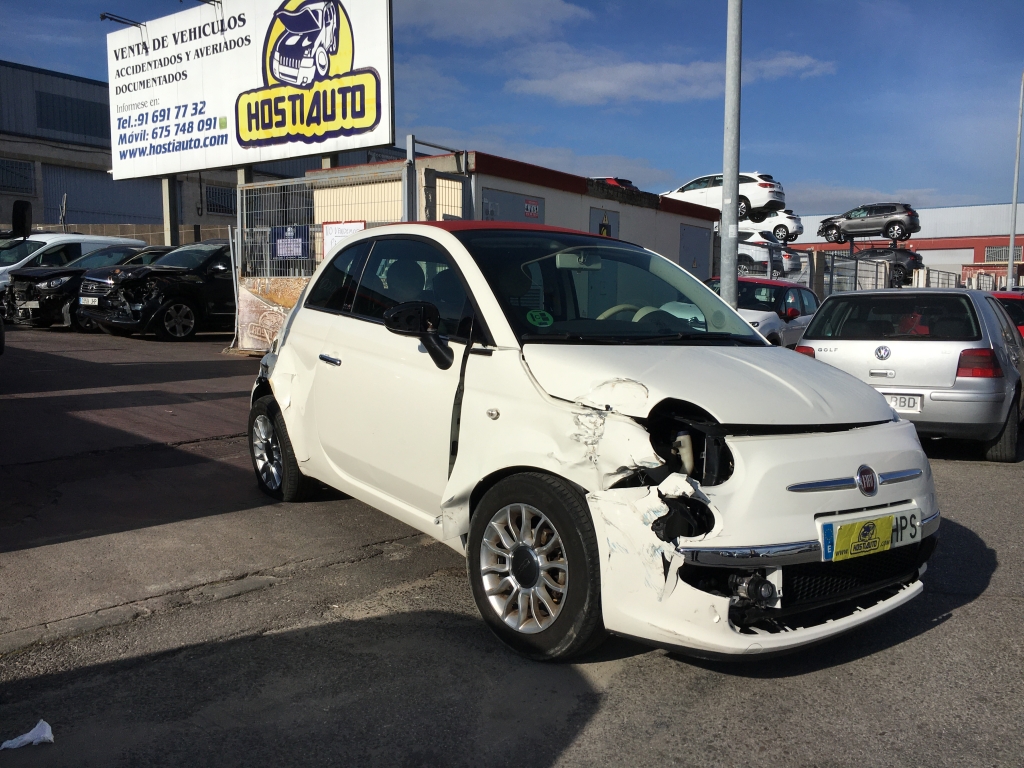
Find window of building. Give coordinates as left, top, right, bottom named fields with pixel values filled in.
left=0, top=158, right=34, bottom=194
left=205, top=186, right=237, bottom=215
left=35, top=92, right=110, bottom=140
left=985, top=245, right=1023, bottom=263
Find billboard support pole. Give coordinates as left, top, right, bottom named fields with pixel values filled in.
left=162, top=175, right=180, bottom=247
left=403, top=134, right=417, bottom=222
left=719, top=0, right=742, bottom=308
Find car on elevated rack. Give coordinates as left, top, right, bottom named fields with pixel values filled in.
left=664, top=173, right=784, bottom=221
left=78, top=241, right=236, bottom=341
left=852, top=247, right=924, bottom=288
left=705, top=276, right=819, bottom=347
left=6, top=245, right=173, bottom=331
left=745, top=209, right=803, bottom=243
left=246, top=220, right=938, bottom=661
left=818, top=203, right=921, bottom=244
left=797, top=289, right=1024, bottom=461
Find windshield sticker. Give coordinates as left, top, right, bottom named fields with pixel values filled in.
left=526, top=310, right=553, bottom=327
left=235, top=0, right=381, bottom=148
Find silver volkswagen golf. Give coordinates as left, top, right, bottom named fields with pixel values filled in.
left=797, top=289, right=1023, bottom=461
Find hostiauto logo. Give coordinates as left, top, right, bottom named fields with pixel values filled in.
left=234, top=0, right=381, bottom=148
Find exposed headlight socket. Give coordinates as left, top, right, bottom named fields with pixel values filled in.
left=729, top=573, right=776, bottom=607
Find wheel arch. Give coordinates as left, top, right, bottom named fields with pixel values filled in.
left=467, top=466, right=590, bottom=524
left=252, top=376, right=274, bottom=408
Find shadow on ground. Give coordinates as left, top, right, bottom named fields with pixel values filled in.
left=0, top=610, right=598, bottom=768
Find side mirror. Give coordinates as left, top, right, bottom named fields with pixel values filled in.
left=12, top=200, right=32, bottom=239
left=209, top=262, right=230, bottom=274
left=383, top=301, right=454, bottom=370
left=781, top=307, right=800, bottom=321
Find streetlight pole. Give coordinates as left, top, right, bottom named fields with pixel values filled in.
left=720, top=0, right=742, bottom=308
left=1008, top=68, right=1024, bottom=290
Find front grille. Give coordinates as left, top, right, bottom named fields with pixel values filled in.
left=12, top=281, right=33, bottom=300
left=782, top=539, right=932, bottom=609
left=81, top=280, right=112, bottom=296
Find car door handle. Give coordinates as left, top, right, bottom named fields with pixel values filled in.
left=318, top=354, right=341, bottom=366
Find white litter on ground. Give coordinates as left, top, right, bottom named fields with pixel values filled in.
left=0, top=720, right=53, bottom=749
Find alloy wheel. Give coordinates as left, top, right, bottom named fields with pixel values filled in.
left=251, top=414, right=284, bottom=491
left=774, top=226, right=789, bottom=242
left=479, top=503, right=568, bottom=634
left=163, top=304, right=195, bottom=338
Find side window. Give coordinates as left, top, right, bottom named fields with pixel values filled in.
left=737, top=175, right=756, bottom=184
left=35, top=243, right=81, bottom=267
left=709, top=175, right=723, bottom=188
left=784, top=289, right=802, bottom=315
left=801, top=289, right=819, bottom=313
left=306, top=239, right=372, bottom=314
left=848, top=208, right=868, bottom=219
left=351, top=238, right=470, bottom=337
left=681, top=178, right=709, bottom=192
left=987, top=297, right=1023, bottom=348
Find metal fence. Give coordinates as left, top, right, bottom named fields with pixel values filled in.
left=924, top=268, right=960, bottom=288
left=973, top=272, right=996, bottom=291
left=817, top=250, right=891, bottom=294
left=239, top=166, right=404, bottom=278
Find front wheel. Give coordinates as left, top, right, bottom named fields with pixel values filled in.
left=467, top=473, right=605, bottom=661
left=737, top=197, right=750, bottom=220
left=249, top=395, right=311, bottom=501
left=70, top=306, right=99, bottom=333
left=885, top=222, right=906, bottom=240
left=984, top=400, right=1020, bottom=463
left=824, top=226, right=842, bottom=243
left=155, top=300, right=198, bottom=341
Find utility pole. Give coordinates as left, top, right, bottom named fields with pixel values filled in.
left=1008, top=68, right=1023, bottom=290
left=720, top=0, right=742, bottom=308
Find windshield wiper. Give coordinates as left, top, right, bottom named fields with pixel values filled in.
left=626, top=332, right=766, bottom=346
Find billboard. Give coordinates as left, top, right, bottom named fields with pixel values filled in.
left=107, top=0, right=393, bottom=180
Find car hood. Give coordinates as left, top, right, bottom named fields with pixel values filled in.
left=521, top=344, right=893, bottom=424
left=10, top=266, right=86, bottom=282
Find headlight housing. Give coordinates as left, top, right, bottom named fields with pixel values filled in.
left=40, top=276, right=71, bottom=289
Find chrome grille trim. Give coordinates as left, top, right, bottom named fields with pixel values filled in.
left=677, top=540, right=822, bottom=568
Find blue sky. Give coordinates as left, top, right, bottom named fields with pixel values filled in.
left=5, top=0, right=1024, bottom=213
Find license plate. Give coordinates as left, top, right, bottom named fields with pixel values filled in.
left=822, top=510, right=922, bottom=562
left=22, top=300, right=39, bottom=308
left=885, top=394, right=922, bottom=413
left=80, top=297, right=99, bottom=306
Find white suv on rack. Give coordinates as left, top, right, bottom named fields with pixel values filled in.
left=248, top=220, right=938, bottom=662
left=664, top=173, right=785, bottom=220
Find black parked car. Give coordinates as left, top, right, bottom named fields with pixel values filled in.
left=855, top=247, right=924, bottom=287
left=817, top=202, right=920, bottom=243
left=6, top=245, right=173, bottom=330
left=78, top=241, right=236, bottom=341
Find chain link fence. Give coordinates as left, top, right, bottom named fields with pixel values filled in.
left=239, top=167, right=404, bottom=278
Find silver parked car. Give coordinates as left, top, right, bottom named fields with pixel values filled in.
left=796, top=289, right=1023, bottom=461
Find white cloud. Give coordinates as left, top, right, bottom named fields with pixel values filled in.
left=784, top=181, right=985, bottom=216
left=505, top=44, right=835, bottom=105
left=396, top=123, right=677, bottom=192
left=393, top=0, right=590, bottom=42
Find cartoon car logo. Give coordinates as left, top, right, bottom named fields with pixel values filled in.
left=859, top=521, right=876, bottom=541
left=271, top=0, right=339, bottom=86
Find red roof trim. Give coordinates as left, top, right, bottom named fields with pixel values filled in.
left=472, top=152, right=587, bottom=195
left=419, top=220, right=599, bottom=237
left=657, top=196, right=720, bottom=222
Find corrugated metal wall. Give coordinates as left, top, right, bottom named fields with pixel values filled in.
left=0, top=61, right=110, bottom=148
left=42, top=164, right=166, bottom=224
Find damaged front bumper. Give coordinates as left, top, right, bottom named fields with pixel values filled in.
left=588, top=419, right=938, bottom=657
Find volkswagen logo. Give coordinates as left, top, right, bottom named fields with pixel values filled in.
left=856, top=465, right=878, bottom=497
left=875, top=346, right=891, bottom=361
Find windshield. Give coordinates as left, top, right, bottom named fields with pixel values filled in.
left=706, top=279, right=789, bottom=313
left=67, top=246, right=139, bottom=270
left=455, top=231, right=762, bottom=345
left=804, top=294, right=981, bottom=341
left=156, top=243, right=223, bottom=269
left=0, top=239, right=45, bottom=266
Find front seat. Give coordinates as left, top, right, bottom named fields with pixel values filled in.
left=385, top=260, right=425, bottom=304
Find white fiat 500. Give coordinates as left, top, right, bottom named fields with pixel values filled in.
left=249, top=222, right=939, bottom=660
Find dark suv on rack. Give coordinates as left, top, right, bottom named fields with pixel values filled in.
left=855, top=247, right=924, bottom=287
left=818, top=203, right=920, bottom=243
left=78, top=241, right=235, bottom=340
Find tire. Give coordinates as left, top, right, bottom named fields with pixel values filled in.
left=771, top=268, right=783, bottom=279
left=824, top=225, right=843, bottom=243
left=890, top=265, right=908, bottom=288
left=155, top=300, right=199, bottom=341
left=766, top=334, right=782, bottom=346
left=249, top=395, right=311, bottom=501
left=984, top=400, right=1020, bottom=463
left=467, top=473, right=606, bottom=661
left=773, top=225, right=789, bottom=242
left=885, top=222, right=906, bottom=240
left=70, top=306, right=99, bottom=333
left=737, top=197, right=750, bottom=220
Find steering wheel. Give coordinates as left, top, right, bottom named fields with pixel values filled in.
left=596, top=303, right=640, bottom=320
left=630, top=306, right=663, bottom=322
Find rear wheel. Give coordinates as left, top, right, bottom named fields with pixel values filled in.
left=885, top=222, right=907, bottom=240
left=249, top=395, right=310, bottom=501
left=155, top=300, right=198, bottom=341
left=984, top=400, right=1020, bottom=463
left=467, top=473, right=605, bottom=661
left=890, top=265, right=909, bottom=288
left=773, top=225, right=789, bottom=242
left=737, top=197, right=750, bottom=220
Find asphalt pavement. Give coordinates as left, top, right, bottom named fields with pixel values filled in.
left=0, top=325, right=1021, bottom=767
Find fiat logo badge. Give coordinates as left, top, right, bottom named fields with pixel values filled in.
left=856, top=465, right=878, bottom=497
left=875, top=346, right=891, bottom=361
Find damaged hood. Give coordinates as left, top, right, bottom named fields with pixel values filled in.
left=522, top=344, right=893, bottom=425
left=85, top=264, right=184, bottom=284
